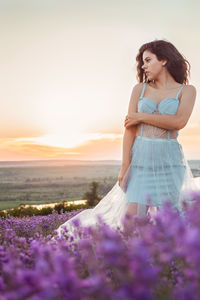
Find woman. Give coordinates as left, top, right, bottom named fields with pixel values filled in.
left=54, top=39, right=199, bottom=239
left=119, top=39, right=197, bottom=218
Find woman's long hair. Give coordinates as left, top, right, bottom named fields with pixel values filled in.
left=136, top=39, right=191, bottom=84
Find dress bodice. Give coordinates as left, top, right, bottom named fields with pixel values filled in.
left=136, top=83, right=184, bottom=139
left=138, top=97, right=180, bottom=115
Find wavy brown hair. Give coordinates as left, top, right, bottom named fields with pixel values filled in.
left=136, top=39, right=191, bottom=84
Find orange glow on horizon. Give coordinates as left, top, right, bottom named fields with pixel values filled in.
left=0, top=125, right=200, bottom=161
left=0, top=133, right=123, bottom=161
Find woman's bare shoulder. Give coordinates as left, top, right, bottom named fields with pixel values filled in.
left=183, top=84, right=196, bottom=92
left=180, top=84, right=197, bottom=104
left=182, top=84, right=197, bottom=97
left=128, top=83, right=144, bottom=114
left=133, top=82, right=144, bottom=89
left=131, top=82, right=144, bottom=94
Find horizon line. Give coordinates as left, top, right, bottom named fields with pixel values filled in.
left=0, top=158, right=199, bottom=163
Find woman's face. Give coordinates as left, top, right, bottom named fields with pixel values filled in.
left=141, top=50, right=167, bottom=81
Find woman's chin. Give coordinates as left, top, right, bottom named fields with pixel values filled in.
left=148, top=77, right=155, bottom=83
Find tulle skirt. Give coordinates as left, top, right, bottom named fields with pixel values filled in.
left=54, top=136, right=200, bottom=239
left=125, top=136, right=193, bottom=209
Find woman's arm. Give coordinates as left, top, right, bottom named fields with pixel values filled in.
left=121, top=83, right=142, bottom=166
left=118, top=84, right=141, bottom=187
left=121, top=127, right=137, bottom=166
left=125, top=85, right=196, bottom=130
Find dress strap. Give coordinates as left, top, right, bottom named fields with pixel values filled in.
left=140, top=82, right=146, bottom=98
left=139, top=83, right=146, bottom=137
left=175, top=85, right=184, bottom=99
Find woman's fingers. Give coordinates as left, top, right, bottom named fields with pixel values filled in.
left=124, top=116, right=133, bottom=128
left=124, top=114, right=140, bottom=127
left=118, top=176, right=122, bottom=186
left=124, top=122, right=131, bottom=128
left=124, top=119, right=130, bottom=128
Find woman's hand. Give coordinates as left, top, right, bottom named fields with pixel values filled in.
left=118, top=164, right=130, bottom=192
left=124, top=113, right=142, bottom=129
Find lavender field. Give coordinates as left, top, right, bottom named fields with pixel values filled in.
left=1, top=191, right=200, bottom=299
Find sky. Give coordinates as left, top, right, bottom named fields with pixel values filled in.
left=0, top=0, right=200, bottom=161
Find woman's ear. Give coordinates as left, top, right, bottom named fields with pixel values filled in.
left=162, top=60, right=167, bottom=67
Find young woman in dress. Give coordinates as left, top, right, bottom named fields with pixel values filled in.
left=54, top=39, right=199, bottom=238
left=118, top=39, right=197, bottom=218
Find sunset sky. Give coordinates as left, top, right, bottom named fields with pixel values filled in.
left=1, top=0, right=200, bottom=161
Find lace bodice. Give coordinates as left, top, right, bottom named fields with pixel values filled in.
left=136, top=109, right=179, bottom=139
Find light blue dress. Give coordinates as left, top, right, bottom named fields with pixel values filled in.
left=125, top=82, right=190, bottom=211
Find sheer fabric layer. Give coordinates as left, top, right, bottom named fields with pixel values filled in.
left=55, top=182, right=128, bottom=237
left=136, top=123, right=178, bottom=139
left=55, top=134, right=200, bottom=238
left=123, top=136, right=196, bottom=211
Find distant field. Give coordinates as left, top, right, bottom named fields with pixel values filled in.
left=0, top=164, right=120, bottom=210
left=0, top=159, right=199, bottom=210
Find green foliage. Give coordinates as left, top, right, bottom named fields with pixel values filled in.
left=83, top=181, right=102, bottom=207
left=0, top=202, right=90, bottom=218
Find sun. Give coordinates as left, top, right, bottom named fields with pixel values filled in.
left=16, top=132, right=88, bottom=149
left=16, top=132, right=122, bottom=149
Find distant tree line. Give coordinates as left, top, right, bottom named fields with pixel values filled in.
left=25, top=176, right=64, bottom=182
left=0, top=181, right=102, bottom=218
